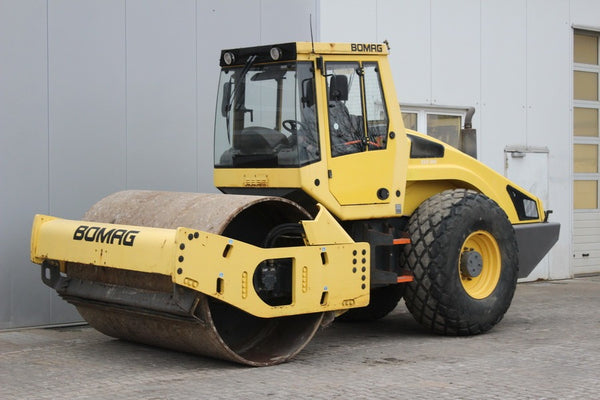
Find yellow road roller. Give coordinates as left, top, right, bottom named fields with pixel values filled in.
left=30, top=42, right=560, bottom=366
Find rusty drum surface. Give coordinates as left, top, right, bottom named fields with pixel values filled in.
left=66, top=190, right=323, bottom=366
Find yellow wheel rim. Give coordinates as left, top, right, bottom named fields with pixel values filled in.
left=459, top=230, right=501, bottom=299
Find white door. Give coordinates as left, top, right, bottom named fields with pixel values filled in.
left=504, top=147, right=550, bottom=282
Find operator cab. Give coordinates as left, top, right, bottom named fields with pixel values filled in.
left=214, top=43, right=391, bottom=170
left=214, top=42, right=403, bottom=210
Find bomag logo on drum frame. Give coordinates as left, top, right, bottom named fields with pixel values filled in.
left=73, top=225, right=140, bottom=246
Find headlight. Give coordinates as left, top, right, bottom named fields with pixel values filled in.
left=270, top=47, right=282, bottom=61
left=223, top=52, right=235, bottom=65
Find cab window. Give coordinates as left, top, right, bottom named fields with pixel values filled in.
left=363, top=62, right=389, bottom=150
left=326, top=61, right=388, bottom=157
left=326, top=62, right=364, bottom=157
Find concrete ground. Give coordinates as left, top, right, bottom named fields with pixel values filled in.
left=1, top=276, right=599, bottom=399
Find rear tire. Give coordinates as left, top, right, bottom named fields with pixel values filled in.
left=402, top=189, right=518, bottom=335
left=338, top=284, right=404, bottom=322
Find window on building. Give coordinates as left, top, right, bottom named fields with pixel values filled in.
left=401, top=106, right=466, bottom=149
left=573, top=31, right=600, bottom=210
left=402, top=111, right=418, bottom=131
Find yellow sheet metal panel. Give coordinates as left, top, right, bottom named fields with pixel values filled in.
left=318, top=53, right=408, bottom=208
left=301, top=204, right=353, bottom=245
left=296, top=42, right=389, bottom=56
left=31, top=214, right=176, bottom=275
left=30, top=214, right=57, bottom=264
left=213, top=168, right=302, bottom=189
left=173, top=228, right=369, bottom=318
left=327, top=151, right=394, bottom=205
left=31, top=211, right=370, bottom=318
left=404, top=133, right=545, bottom=224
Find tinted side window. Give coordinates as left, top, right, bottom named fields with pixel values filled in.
left=326, top=62, right=365, bottom=157
left=363, top=62, right=388, bottom=151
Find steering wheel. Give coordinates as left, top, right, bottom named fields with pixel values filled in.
left=282, top=119, right=308, bottom=134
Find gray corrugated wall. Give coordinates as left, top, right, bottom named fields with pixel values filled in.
left=0, top=0, right=318, bottom=329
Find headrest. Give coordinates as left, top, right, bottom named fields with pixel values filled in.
left=329, top=75, right=348, bottom=101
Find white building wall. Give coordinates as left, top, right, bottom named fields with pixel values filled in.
left=480, top=0, right=527, bottom=171
left=524, top=1, right=572, bottom=279
left=1, top=0, right=598, bottom=328
left=319, top=0, right=578, bottom=281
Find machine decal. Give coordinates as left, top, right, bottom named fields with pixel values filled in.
left=351, top=43, right=384, bottom=52
left=73, top=225, right=140, bottom=246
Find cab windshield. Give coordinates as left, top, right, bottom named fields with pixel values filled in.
left=214, top=62, right=320, bottom=168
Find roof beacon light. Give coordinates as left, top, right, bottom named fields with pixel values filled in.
left=270, top=47, right=282, bottom=61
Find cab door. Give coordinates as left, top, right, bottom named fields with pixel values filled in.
left=324, top=60, right=396, bottom=205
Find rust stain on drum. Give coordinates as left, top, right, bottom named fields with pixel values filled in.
left=66, top=190, right=322, bottom=366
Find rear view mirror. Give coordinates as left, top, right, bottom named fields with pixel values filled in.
left=301, top=78, right=314, bottom=108
left=221, top=82, right=232, bottom=117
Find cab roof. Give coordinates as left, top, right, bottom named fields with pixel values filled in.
left=219, top=42, right=389, bottom=67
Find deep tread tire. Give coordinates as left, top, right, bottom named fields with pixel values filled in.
left=338, top=284, right=405, bottom=322
left=402, top=189, right=518, bottom=335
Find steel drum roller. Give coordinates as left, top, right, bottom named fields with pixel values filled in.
left=66, top=190, right=324, bottom=366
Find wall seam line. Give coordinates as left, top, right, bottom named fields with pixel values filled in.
left=525, top=0, right=529, bottom=148
left=124, top=0, right=128, bottom=189
left=195, top=0, right=199, bottom=192
left=429, top=0, right=433, bottom=104
left=45, top=0, right=52, bottom=321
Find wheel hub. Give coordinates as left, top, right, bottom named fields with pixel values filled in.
left=460, top=250, right=483, bottom=278
left=458, top=230, right=502, bottom=299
